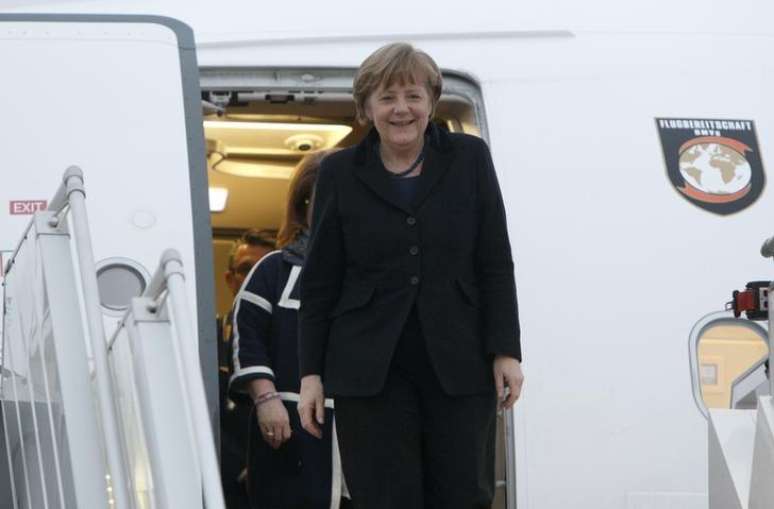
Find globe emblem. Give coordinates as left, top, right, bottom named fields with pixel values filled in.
left=679, top=142, right=752, bottom=196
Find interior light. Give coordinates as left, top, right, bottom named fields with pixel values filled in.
left=203, top=120, right=352, bottom=157
left=209, top=187, right=228, bottom=212
left=211, top=159, right=296, bottom=180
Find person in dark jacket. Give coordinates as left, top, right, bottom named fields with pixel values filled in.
left=229, top=151, right=349, bottom=509
left=298, top=43, right=524, bottom=509
left=218, top=229, right=276, bottom=509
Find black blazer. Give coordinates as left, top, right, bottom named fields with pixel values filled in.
left=299, top=124, right=521, bottom=397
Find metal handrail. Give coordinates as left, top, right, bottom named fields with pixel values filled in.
left=143, top=249, right=225, bottom=509
left=47, top=166, right=131, bottom=508
left=3, top=219, right=35, bottom=276
left=730, top=354, right=769, bottom=408
left=4, top=164, right=78, bottom=276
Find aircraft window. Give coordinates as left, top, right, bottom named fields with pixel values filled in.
left=689, top=311, right=769, bottom=417
left=95, top=258, right=150, bottom=316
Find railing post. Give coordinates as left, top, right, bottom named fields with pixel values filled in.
left=504, top=410, right=518, bottom=509
left=761, top=235, right=774, bottom=407
left=56, top=167, right=131, bottom=508
left=769, top=280, right=774, bottom=407
left=154, top=249, right=225, bottom=509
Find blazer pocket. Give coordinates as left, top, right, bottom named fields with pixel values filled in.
left=455, top=278, right=480, bottom=308
left=329, top=285, right=375, bottom=318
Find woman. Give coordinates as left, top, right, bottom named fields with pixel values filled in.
left=229, top=150, right=349, bottom=509
left=298, top=43, right=524, bottom=509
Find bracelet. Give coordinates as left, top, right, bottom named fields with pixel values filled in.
left=253, top=392, right=281, bottom=407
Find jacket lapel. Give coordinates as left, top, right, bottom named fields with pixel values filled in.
left=353, top=128, right=414, bottom=214
left=412, top=124, right=455, bottom=211
left=353, top=123, right=455, bottom=214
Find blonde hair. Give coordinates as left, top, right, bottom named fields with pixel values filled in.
left=277, top=150, right=334, bottom=248
left=353, top=42, right=443, bottom=125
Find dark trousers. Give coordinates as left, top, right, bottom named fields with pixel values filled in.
left=334, top=309, right=497, bottom=509
left=219, top=378, right=251, bottom=509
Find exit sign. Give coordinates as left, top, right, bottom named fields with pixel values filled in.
left=9, top=200, right=47, bottom=215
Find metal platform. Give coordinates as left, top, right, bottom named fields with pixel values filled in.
left=709, top=397, right=774, bottom=508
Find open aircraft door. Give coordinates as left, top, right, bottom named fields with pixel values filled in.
left=0, top=14, right=216, bottom=506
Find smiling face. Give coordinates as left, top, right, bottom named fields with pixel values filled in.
left=365, top=76, right=432, bottom=153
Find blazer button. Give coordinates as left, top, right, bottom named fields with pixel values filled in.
left=409, top=245, right=419, bottom=256
left=410, top=276, right=420, bottom=285
left=406, top=216, right=417, bottom=226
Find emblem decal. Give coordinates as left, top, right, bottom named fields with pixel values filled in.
left=656, top=118, right=765, bottom=214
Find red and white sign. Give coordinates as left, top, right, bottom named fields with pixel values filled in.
left=9, top=200, right=47, bottom=215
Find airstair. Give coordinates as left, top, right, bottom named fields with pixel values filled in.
left=0, top=168, right=225, bottom=508
left=691, top=237, right=774, bottom=509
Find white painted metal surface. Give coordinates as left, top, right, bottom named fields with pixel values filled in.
left=2, top=210, right=110, bottom=507
left=140, top=249, right=225, bottom=509
left=0, top=17, right=204, bottom=352
left=50, top=168, right=132, bottom=508
left=707, top=397, right=774, bottom=509
left=0, top=20, right=217, bottom=505
left=708, top=409, right=756, bottom=509
left=3, top=173, right=224, bottom=508
left=749, top=397, right=774, bottom=508
left=110, top=298, right=202, bottom=508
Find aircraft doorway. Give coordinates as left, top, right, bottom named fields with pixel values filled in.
left=201, top=67, right=514, bottom=509
left=689, top=311, right=770, bottom=418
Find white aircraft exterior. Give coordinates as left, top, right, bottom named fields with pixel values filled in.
left=2, top=1, right=774, bottom=508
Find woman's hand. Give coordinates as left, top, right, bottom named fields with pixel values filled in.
left=298, top=375, right=325, bottom=439
left=493, top=355, right=524, bottom=410
left=249, top=378, right=291, bottom=448
left=256, top=398, right=292, bottom=449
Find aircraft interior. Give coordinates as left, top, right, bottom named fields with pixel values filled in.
left=205, top=74, right=481, bottom=318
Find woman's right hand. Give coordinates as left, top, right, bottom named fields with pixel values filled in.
left=298, top=375, right=325, bottom=439
left=256, top=398, right=292, bottom=449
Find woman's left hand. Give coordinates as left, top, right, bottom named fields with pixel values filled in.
left=493, top=356, right=524, bottom=410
